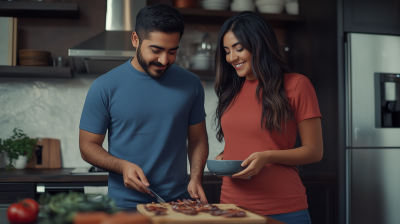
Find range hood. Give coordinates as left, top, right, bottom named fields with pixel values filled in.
left=68, top=0, right=146, bottom=74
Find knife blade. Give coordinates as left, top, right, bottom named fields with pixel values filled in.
left=146, top=186, right=166, bottom=203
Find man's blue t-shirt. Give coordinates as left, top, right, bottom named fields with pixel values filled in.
left=79, top=60, right=206, bottom=208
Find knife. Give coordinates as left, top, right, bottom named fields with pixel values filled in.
left=146, top=186, right=166, bottom=203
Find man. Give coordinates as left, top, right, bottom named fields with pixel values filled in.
left=79, top=4, right=209, bottom=208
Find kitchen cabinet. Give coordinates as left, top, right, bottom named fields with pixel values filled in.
left=202, top=181, right=222, bottom=204
left=304, top=180, right=337, bottom=224
left=344, top=0, right=400, bottom=35
left=0, top=183, right=35, bottom=209
left=0, top=1, right=78, bottom=78
left=0, top=0, right=103, bottom=78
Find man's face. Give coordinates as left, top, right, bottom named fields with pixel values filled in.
left=134, top=31, right=180, bottom=79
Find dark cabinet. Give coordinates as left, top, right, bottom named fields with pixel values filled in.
left=344, top=0, right=400, bottom=35
left=203, top=182, right=222, bottom=204
left=0, top=183, right=35, bottom=208
left=304, top=181, right=337, bottom=224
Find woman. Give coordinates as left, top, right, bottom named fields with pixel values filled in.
left=214, top=11, right=323, bottom=224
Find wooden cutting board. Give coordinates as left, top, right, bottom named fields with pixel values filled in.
left=26, top=138, right=61, bottom=169
left=137, top=203, right=267, bottom=224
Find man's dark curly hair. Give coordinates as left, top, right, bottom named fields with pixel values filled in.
left=135, top=4, right=185, bottom=42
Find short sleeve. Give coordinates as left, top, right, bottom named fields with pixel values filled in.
left=79, top=80, right=110, bottom=134
left=292, top=77, right=322, bottom=123
left=188, top=79, right=206, bottom=126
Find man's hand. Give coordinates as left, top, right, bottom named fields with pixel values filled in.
left=187, top=179, right=208, bottom=203
left=121, top=161, right=151, bottom=194
left=187, top=121, right=209, bottom=202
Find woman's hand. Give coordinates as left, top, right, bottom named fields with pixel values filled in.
left=231, top=151, right=269, bottom=180
left=215, top=151, right=224, bottom=160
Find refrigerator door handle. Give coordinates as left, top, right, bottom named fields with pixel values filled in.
left=345, top=33, right=352, bottom=147
left=345, top=149, right=351, bottom=224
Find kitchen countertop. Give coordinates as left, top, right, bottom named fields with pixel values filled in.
left=0, top=207, right=285, bottom=224
left=0, top=168, right=337, bottom=183
left=0, top=168, right=108, bottom=182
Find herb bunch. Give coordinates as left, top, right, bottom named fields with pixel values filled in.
left=39, top=192, right=118, bottom=224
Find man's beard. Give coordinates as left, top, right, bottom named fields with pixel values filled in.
left=136, top=44, right=171, bottom=79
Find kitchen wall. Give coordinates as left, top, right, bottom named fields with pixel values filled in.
left=0, top=75, right=224, bottom=169
left=0, top=0, right=228, bottom=169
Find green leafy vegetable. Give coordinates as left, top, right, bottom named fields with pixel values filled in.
left=38, top=192, right=117, bottom=224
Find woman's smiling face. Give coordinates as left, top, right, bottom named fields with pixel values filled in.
left=223, top=30, right=256, bottom=80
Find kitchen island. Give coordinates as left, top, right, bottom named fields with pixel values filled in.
left=0, top=168, right=335, bottom=224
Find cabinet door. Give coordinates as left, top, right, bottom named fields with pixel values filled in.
left=213, top=183, right=221, bottom=204
left=202, top=183, right=215, bottom=203
left=202, top=183, right=222, bottom=204
left=0, top=183, right=35, bottom=208
left=344, top=0, right=400, bottom=35
left=304, top=181, right=337, bottom=224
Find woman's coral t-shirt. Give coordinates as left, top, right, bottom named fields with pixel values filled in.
left=219, top=73, right=322, bottom=215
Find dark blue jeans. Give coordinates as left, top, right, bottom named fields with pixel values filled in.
left=268, top=209, right=312, bottom=224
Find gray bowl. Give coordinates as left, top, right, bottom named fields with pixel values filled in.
left=206, top=159, right=245, bottom=176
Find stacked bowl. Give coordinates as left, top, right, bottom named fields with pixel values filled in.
left=231, top=0, right=255, bottom=12
left=201, top=0, right=229, bottom=10
left=285, top=0, right=299, bottom=15
left=255, top=0, right=285, bottom=14
left=19, top=49, right=51, bottom=66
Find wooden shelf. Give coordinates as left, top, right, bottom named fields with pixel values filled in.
left=0, top=65, right=72, bottom=78
left=176, top=7, right=305, bottom=24
left=0, top=1, right=79, bottom=19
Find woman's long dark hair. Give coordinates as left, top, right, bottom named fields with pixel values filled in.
left=214, top=11, right=293, bottom=142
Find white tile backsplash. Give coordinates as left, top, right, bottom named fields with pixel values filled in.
left=0, top=73, right=224, bottom=169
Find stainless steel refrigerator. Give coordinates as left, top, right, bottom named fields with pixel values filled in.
left=346, top=33, right=400, bottom=224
